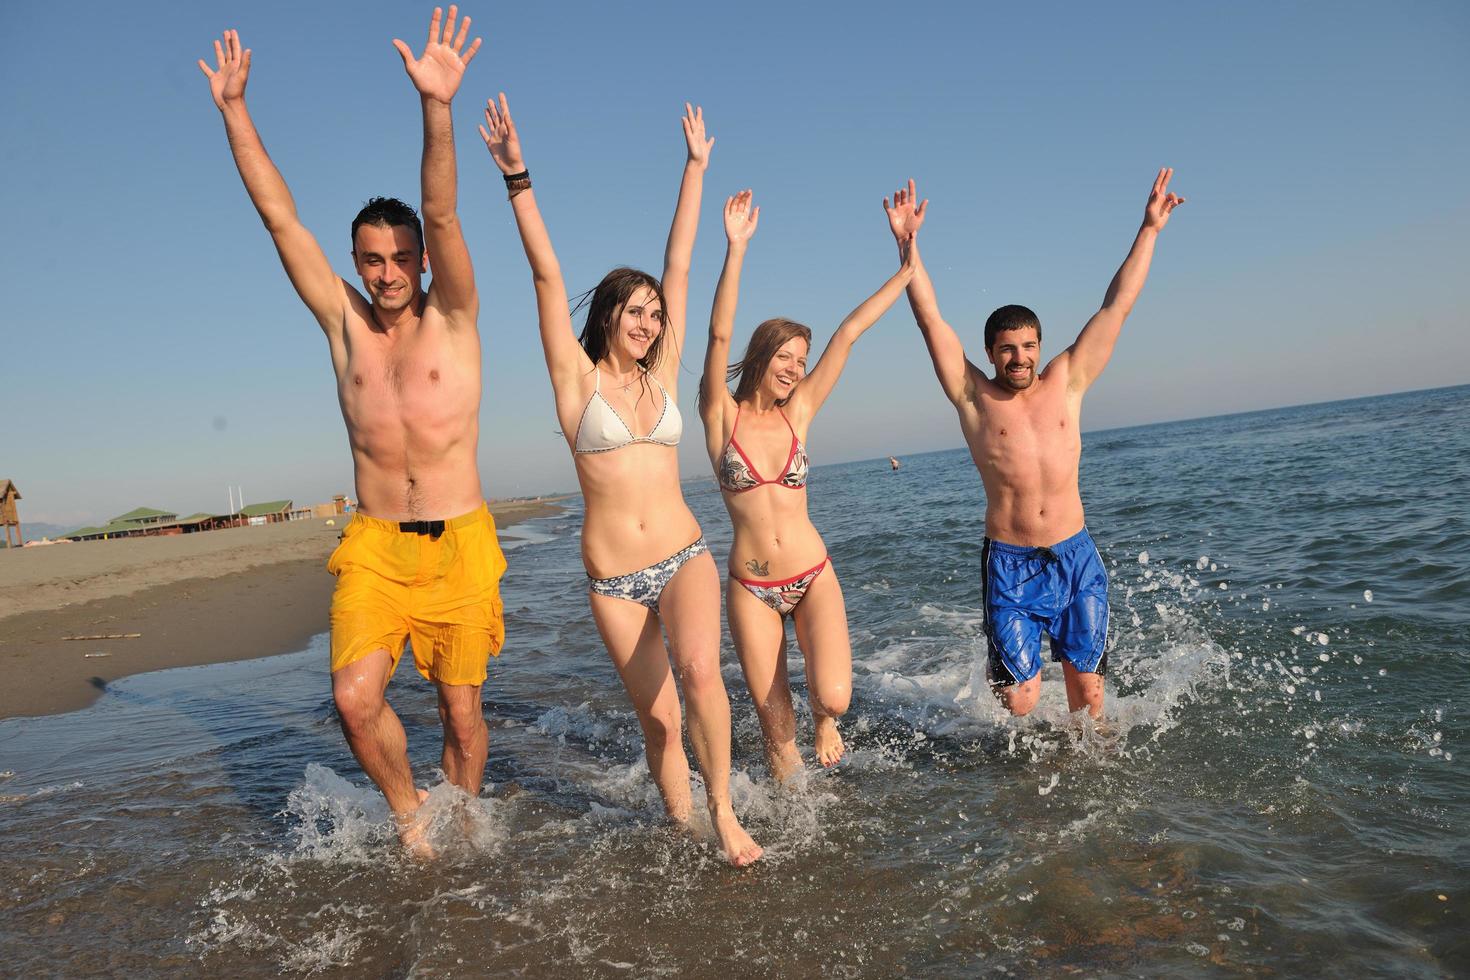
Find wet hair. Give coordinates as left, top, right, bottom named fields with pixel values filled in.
left=351, top=197, right=424, bottom=260
left=575, top=268, right=671, bottom=372
left=726, top=318, right=813, bottom=406
left=984, top=304, right=1042, bottom=349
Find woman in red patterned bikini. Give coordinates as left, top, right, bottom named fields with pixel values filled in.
left=699, top=190, right=914, bottom=780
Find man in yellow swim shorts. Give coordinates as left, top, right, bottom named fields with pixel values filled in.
left=200, top=8, right=504, bottom=853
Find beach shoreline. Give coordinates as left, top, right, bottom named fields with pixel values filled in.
left=0, top=499, right=567, bottom=720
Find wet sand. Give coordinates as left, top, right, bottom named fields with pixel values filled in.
left=0, top=500, right=565, bottom=719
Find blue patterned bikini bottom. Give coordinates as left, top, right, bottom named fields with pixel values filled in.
left=587, top=537, right=709, bottom=611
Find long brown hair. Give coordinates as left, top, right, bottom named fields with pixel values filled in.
left=726, top=318, right=812, bottom=405
left=575, top=268, right=672, bottom=372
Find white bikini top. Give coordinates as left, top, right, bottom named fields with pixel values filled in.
left=573, top=368, right=682, bottom=454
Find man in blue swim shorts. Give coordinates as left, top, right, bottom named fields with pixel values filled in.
left=885, top=170, right=1186, bottom=716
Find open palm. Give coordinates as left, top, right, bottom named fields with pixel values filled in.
left=681, top=103, right=714, bottom=169
left=479, top=93, right=524, bottom=174
left=884, top=179, right=928, bottom=243
left=724, top=190, right=759, bottom=245
left=393, top=6, right=481, bottom=104
left=197, top=29, right=251, bottom=110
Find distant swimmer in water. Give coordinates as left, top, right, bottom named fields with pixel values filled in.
left=888, top=456, right=900, bottom=471
left=699, top=190, right=915, bottom=779
left=886, top=172, right=1185, bottom=718
left=481, top=96, right=761, bottom=866
left=200, top=9, right=505, bottom=856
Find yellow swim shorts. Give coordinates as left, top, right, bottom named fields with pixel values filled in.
left=327, top=503, right=507, bottom=686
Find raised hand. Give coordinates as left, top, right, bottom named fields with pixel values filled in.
left=479, top=93, right=524, bottom=175
left=393, top=6, right=482, bottom=105
left=884, top=179, right=928, bottom=245
left=197, top=29, right=252, bottom=110
left=1143, top=167, right=1185, bottom=231
left=681, top=103, right=714, bottom=170
left=724, top=190, right=759, bottom=247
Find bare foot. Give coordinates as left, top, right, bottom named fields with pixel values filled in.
left=813, top=715, right=845, bottom=767
left=766, top=739, right=804, bottom=784
left=394, top=788, right=436, bottom=859
left=710, top=802, right=763, bottom=867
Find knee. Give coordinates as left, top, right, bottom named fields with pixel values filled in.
left=996, top=680, right=1040, bottom=717
left=442, top=700, right=486, bottom=749
left=676, top=656, right=723, bottom=701
left=332, top=680, right=383, bottom=733
left=812, top=685, right=851, bottom=720
left=639, top=705, right=683, bottom=750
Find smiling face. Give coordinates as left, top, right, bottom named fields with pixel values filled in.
left=730, top=318, right=815, bottom=406
left=578, top=268, right=668, bottom=370
left=760, top=336, right=810, bottom=401
left=351, top=223, right=427, bottom=313
left=611, top=285, right=665, bottom=363
left=987, top=325, right=1040, bottom=391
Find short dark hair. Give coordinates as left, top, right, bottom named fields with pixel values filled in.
left=984, top=304, right=1041, bottom=349
left=351, top=197, right=424, bottom=259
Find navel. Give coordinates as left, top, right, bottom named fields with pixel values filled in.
left=430, top=369, right=440, bottom=383
left=353, top=375, right=363, bottom=386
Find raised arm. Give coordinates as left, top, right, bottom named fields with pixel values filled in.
left=1061, top=167, right=1185, bottom=391
left=790, top=236, right=916, bottom=420
left=885, top=180, right=971, bottom=405
left=658, top=103, right=714, bottom=380
left=199, top=30, right=342, bottom=333
left=393, top=6, right=483, bottom=323
left=480, top=93, right=588, bottom=387
left=701, top=190, right=759, bottom=428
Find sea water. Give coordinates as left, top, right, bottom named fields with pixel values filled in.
left=2, top=385, right=1466, bottom=977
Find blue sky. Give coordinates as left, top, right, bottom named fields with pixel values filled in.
left=3, top=1, right=1467, bottom=526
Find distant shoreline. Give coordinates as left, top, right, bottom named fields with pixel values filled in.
left=0, top=498, right=567, bottom=720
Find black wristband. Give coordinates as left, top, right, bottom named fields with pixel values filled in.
left=502, top=169, right=529, bottom=184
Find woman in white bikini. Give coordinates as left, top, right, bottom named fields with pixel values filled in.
left=481, top=96, right=761, bottom=865
left=700, top=190, right=914, bottom=780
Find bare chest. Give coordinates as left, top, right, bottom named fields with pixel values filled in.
left=338, top=328, right=479, bottom=436
left=972, top=387, right=1081, bottom=474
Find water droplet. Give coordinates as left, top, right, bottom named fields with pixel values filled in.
left=1138, top=551, right=1150, bottom=565
left=1363, top=589, right=1373, bottom=603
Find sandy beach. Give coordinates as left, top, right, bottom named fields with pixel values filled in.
left=0, top=499, right=565, bottom=719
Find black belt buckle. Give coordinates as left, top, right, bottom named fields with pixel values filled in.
left=399, top=519, right=446, bottom=540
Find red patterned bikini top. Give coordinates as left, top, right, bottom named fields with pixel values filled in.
left=718, top=406, right=809, bottom=493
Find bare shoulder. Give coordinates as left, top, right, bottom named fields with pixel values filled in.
left=1042, top=348, right=1086, bottom=392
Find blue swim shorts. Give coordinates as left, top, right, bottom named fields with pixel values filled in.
left=981, top=527, right=1109, bottom=687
